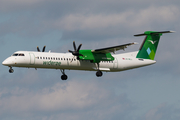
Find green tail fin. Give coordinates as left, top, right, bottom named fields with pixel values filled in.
left=135, top=31, right=174, bottom=60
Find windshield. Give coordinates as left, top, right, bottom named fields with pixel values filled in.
left=12, top=53, right=25, bottom=56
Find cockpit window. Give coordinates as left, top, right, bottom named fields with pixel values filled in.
left=12, top=53, right=25, bottom=56
left=19, top=54, right=24, bottom=56
left=12, top=54, right=18, bottom=56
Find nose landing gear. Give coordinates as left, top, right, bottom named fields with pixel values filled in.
left=9, top=66, right=14, bottom=73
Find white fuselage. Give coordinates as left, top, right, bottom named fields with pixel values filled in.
left=2, top=51, right=156, bottom=72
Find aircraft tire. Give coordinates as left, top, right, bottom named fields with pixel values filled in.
left=96, top=70, right=103, bottom=77
left=61, top=75, right=68, bottom=80
left=9, top=69, right=14, bottom=73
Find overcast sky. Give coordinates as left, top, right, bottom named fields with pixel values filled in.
left=0, top=0, right=180, bottom=120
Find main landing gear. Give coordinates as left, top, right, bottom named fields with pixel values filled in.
left=9, top=66, right=14, bottom=73
left=96, top=63, right=103, bottom=77
left=60, top=69, right=68, bottom=80
left=60, top=69, right=102, bottom=80
left=60, top=62, right=103, bottom=80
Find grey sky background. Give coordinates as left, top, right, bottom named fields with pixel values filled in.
left=0, top=0, right=180, bottom=120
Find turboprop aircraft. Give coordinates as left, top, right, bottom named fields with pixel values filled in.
left=2, top=31, right=174, bottom=80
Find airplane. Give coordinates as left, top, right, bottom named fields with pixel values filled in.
left=2, top=31, right=174, bottom=80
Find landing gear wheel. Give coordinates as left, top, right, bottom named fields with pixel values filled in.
left=60, top=69, right=68, bottom=80
left=61, top=75, right=68, bottom=80
left=9, top=69, right=14, bottom=73
left=96, top=70, right=103, bottom=77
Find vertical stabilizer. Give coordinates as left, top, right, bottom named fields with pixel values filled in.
left=135, top=31, right=174, bottom=60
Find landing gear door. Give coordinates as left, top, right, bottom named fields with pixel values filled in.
left=29, top=53, right=35, bottom=65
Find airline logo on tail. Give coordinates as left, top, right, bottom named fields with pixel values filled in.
left=146, top=48, right=152, bottom=55
left=148, top=40, right=157, bottom=44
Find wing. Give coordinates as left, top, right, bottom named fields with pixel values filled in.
left=91, top=42, right=137, bottom=53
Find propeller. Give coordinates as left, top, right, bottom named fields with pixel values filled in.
left=68, top=41, right=83, bottom=59
left=37, top=46, right=46, bottom=52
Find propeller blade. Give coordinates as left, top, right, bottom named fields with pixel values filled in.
left=77, top=44, right=82, bottom=51
left=42, top=46, right=46, bottom=52
left=69, top=41, right=83, bottom=59
left=37, top=46, right=40, bottom=52
left=73, top=41, right=77, bottom=51
left=77, top=56, right=80, bottom=60
left=79, top=54, right=83, bottom=56
left=70, top=56, right=75, bottom=63
left=68, top=50, right=73, bottom=53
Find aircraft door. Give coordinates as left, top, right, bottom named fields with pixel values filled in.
left=29, top=53, right=35, bottom=65
left=113, top=58, right=118, bottom=68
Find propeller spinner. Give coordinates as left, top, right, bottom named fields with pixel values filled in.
left=68, top=41, right=83, bottom=59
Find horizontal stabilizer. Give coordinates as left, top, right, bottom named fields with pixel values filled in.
left=134, top=31, right=175, bottom=36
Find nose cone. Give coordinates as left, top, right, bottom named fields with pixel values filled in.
left=2, top=60, right=6, bottom=65
left=2, top=57, right=13, bottom=66
left=2, top=59, right=9, bottom=66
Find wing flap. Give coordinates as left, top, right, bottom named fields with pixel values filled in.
left=91, top=42, right=137, bottom=53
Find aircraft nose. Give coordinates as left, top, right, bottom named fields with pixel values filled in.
left=2, top=59, right=9, bottom=66
left=2, top=58, right=13, bottom=66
